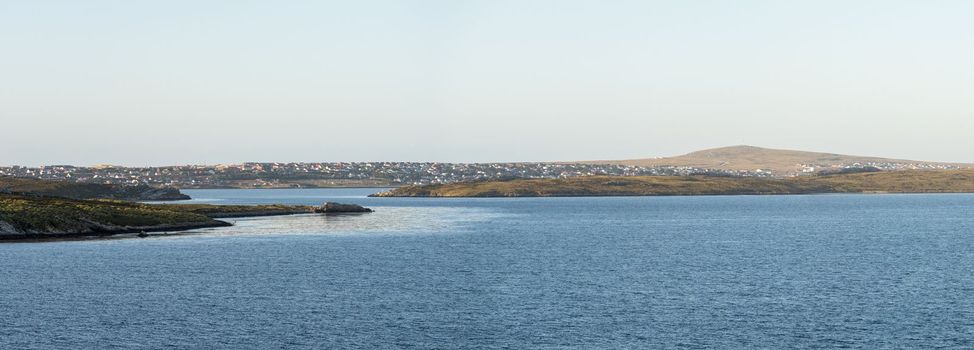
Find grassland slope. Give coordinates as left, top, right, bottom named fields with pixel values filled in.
left=372, top=169, right=974, bottom=197
left=583, top=145, right=969, bottom=174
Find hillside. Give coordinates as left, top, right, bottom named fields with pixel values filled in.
left=372, top=169, right=974, bottom=197
left=584, top=145, right=968, bottom=175
left=0, top=176, right=189, bottom=201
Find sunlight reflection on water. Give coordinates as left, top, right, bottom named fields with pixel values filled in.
left=181, top=206, right=507, bottom=238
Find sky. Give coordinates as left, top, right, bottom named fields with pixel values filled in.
left=2, top=0, right=973, bottom=166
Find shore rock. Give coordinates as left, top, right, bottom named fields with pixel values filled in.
left=0, top=220, right=18, bottom=234
left=314, top=202, right=373, bottom=213
left=130, top=186, right=191, bottom=201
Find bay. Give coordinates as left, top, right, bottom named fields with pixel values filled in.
left=2, top=189, right=974, bottom=348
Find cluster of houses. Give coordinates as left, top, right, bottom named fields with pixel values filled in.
left=0, top=162, right=768, bottom=187
left=797, top=162, right=963, bottom=175
left=3, top=159, right=963, bottom=188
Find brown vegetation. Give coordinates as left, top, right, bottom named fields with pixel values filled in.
left=373, top=170, right=974, bottom=197
left=581, top=145, right=971, bottom=174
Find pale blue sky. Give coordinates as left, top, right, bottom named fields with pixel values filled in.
left=2, top=1, right=973, bottom=166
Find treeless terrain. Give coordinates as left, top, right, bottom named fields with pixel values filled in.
left=373, top=169, right=974, bottom=197
left=582, top=145, right=970, bottom=174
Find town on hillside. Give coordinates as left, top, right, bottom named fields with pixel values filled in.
left=0, top=162, right=769, bottom=188
left=1, top=158, right=963, bottom=189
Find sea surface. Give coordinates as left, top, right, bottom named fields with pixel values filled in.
left=3, top=189, right=974, bottom=349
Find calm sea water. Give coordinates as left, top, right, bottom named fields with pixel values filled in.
left=3, top=189, right=974, bottom=349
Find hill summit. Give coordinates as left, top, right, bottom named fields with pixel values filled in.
left=589, top=145, right=968, bottom=175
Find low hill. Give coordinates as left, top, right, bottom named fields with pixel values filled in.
left=0, top=176, right=189, bottom=201
left=585, top=145, right=968, bottom=175
left=372, top=169, right=974, bottom=197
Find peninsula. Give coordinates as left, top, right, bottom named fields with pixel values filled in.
left=0, top=193, right=315, bottom=240
left=371, top=169, right=974, bottom=197
left=0, top=177, right=377, bottom=240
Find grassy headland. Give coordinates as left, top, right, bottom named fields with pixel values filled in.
left=372, top=170, right=974, bottom=197
left=0, top=193, right=314, bottom=240
left=152, top=203, right=315, bottom=218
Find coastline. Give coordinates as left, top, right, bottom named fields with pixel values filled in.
left=371, top=170, right=974, bottom=198
left=373, top=190, right=974, bottom=198
left=0, top=220, right=233, bottom=242
left=0, top=210, right=325, bottom=243
left=0, top=194, right=378, bottom=242
left=0, top=193, right=320, bottom=242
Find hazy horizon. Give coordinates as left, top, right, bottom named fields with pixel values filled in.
left=3, top=1, right=973, bottom=166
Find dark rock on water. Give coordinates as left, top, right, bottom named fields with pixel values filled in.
left=314, top=202, right=373, bottom=213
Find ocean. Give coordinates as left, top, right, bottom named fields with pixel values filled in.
left=2, top=189, right=973, bottom=349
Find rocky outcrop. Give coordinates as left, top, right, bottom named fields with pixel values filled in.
left=314, top=202, right=373, bottom=213
left=127, top=186, right=191, bottom=201
left=0, top=220, right=18, bottom=234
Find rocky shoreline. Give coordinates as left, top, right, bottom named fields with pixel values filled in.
left=0, top=220, right=233, bottom=241
left=0, top=198, right=373, bottom=242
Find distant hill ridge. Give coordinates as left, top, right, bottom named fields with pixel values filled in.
left=586, top=145, right=971, bottom=175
